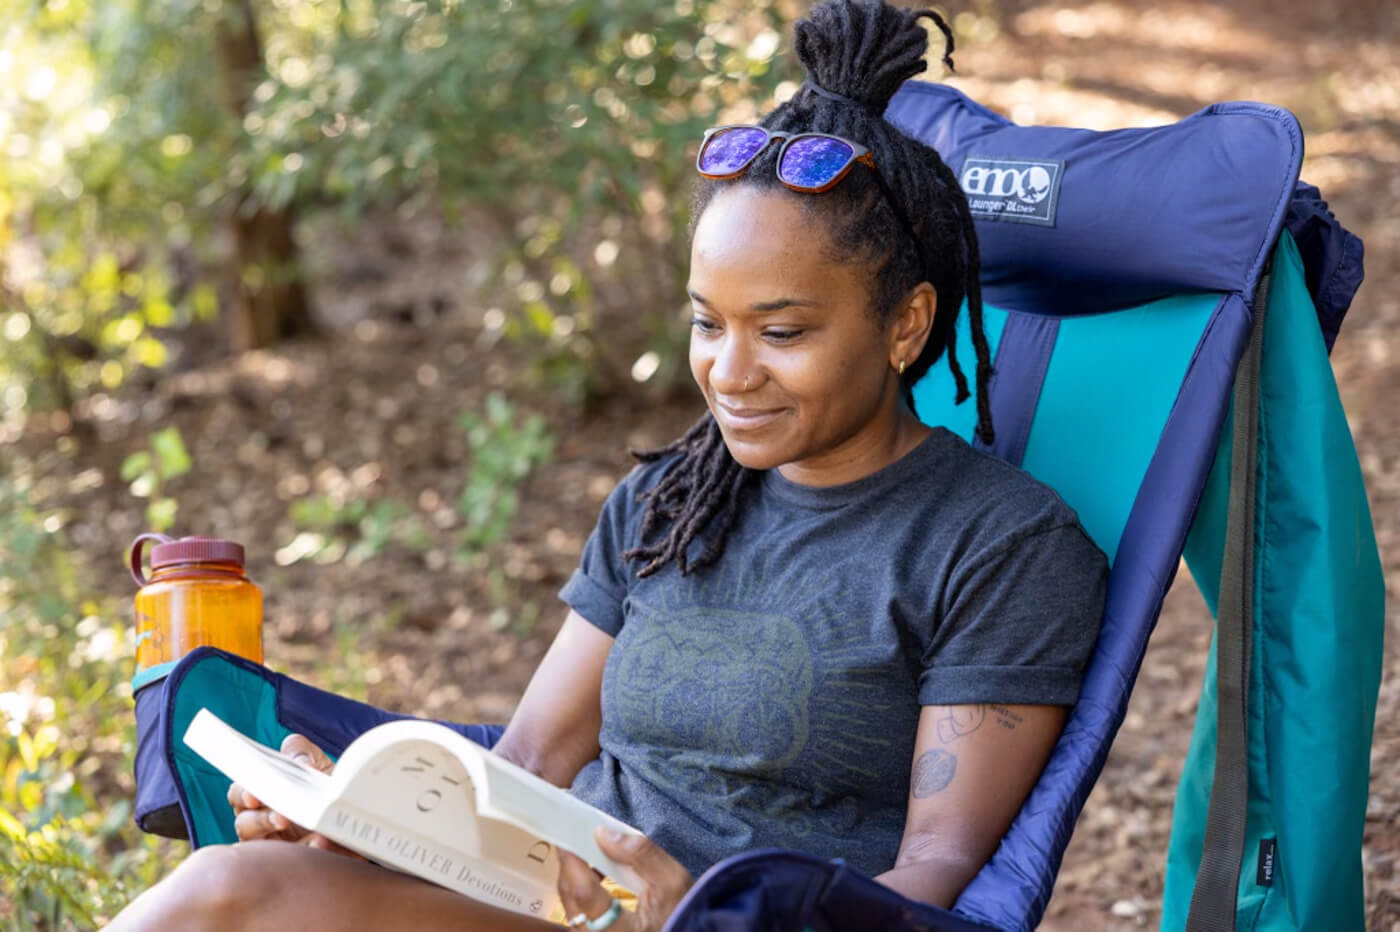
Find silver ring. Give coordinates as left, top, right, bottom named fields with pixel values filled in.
left=584, top=898, right=623, bottom=931
left=566, top=913, right=590, bottom=928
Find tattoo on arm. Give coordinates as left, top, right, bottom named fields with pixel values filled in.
left=917, top=706, right=1026, bottom=798
left=911, top=749, right=957, bottom=798
left=989, top=705, right=1024, bottom=731
left=935, top=705, right=985, bottom=743
left=937, top=704, right=1025, bottom=744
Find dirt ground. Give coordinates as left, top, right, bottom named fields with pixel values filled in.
left=27, top=0, right=1398, bottom=928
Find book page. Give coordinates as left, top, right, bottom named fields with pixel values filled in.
left=329, top=718, right=649, bottom=893
left=326, top=738, right=560, bottom=890
left=182, top=711, right=561, bottom=919
left=181, top=709, right=332, bottom=831
left=470, top=753, right=648, bottom=895
left=185, top=711, right=648, bottom=907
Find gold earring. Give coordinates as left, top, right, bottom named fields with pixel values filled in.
left=897, top=360, right=907, bottom=375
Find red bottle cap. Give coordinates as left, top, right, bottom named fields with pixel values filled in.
left=129, top=534, right=246, bottom=586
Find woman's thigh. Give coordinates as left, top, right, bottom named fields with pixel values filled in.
left=107, top=842, right=562, bottom=932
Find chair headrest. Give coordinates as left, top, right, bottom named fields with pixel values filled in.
left=886, top=83, right=1303, bottom=316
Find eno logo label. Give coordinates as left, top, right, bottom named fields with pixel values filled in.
left=958, top=156, right=1065, bottom=227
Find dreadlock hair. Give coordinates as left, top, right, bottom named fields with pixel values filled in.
left=624, top=0, right=995, bottom=579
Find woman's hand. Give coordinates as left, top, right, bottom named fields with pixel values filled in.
left=226, top=734, right=358, bottom=857
left=556, top=827, right=693, bottom=932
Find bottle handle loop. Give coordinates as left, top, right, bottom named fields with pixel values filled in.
left=129, top=533, right=174, bottom=587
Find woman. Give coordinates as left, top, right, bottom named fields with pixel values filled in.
left=108, top=2, right=1106, bottom=929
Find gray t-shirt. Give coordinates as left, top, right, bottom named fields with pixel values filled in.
left=559, top=427, right=1107, bottom=878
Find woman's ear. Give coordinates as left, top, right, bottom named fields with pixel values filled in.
left=889, top=281, right=936, bottom=372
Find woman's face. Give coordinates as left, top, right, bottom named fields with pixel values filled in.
left=688, top=186, right=932, bottom=485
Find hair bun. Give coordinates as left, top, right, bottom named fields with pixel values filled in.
left=794, top=0, right=955, bottom=115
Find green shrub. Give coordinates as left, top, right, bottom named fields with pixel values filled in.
left=119, top=426, right=192, bottom=533
left=456, top=392, right=556, bottom=558
left=0, top=478, right=183, bottom=928
left=285, top=494, right=428, bottom=567
left=1, top=0, right=794, bottom=423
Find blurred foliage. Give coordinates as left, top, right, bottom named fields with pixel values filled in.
left=284, top=494, right=428, bottom=566
left=1, top=0, right=795, bottom=429
left=457, top=392, right=556, bottom=638
left=0, top=0, right=219, bottom=428
left=0, top=478, right=181, bottom=928
left=119, top=425, right=192, bottom=533
left=457, top=392, right=555, bottom=558
left=278, top=393, right=554, bottom=572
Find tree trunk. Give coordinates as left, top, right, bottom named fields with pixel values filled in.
left=227, top=198, right=314, bottom=350
left=215, top=0, right=314, bottom=351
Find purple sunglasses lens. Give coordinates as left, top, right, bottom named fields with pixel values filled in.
left=778, top=135, right=855, bottom=189
left=698, top=127, right=769, bottom=175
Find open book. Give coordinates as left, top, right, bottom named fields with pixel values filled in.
left=182, top=708, right=645, bottom=919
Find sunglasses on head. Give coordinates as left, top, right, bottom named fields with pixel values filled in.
left=696, top=124, right=926, bottom=272
left=697, top=125, right=877, bottom=192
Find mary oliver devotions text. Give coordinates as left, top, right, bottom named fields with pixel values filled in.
left=331, top=808, right=529, bottom=910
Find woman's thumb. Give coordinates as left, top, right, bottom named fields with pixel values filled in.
left=596, top=828, right=665, bottom=875
left=281, top=734, right=333, bottom=773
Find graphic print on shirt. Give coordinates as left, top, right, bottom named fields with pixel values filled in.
left=605, top=555, right=916, bottom=826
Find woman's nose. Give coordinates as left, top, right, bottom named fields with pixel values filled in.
left=707, top=333, right=756, bottom=394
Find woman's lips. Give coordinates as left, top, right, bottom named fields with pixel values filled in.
left=715, top=401, right=784, bottom=431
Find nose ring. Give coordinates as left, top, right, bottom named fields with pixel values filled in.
left=743, top=376, right=750, bottom=390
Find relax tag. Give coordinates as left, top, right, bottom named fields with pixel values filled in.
left=1256, top=837, right=1277, bottom=887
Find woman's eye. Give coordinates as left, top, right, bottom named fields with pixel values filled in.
left=763, top=329, right=804, bottom=343
left=689, top=316, right=720, bottom=335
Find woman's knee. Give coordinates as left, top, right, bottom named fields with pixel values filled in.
left=162, top=843, right=283, bottom=931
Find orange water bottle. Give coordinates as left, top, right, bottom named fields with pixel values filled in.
left=129, top=533, right=263, bottom=691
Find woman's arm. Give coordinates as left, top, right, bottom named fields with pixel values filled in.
left=876, top=702, right=1066, bottom=908
left=490, top=610, right=614, bottom=788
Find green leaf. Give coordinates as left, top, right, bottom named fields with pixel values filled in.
left=147, top=497, right=178, bottom=532
left=151, top=426, right=191, bottom=480
left=144, top=298, right=175, bottom=328
left=120, top=452, right=152, bottom=482
left=193, top=284, right=219, bottom=322
left=0, top=807, right=25, bottom=841
left=132, top=336, right=169, bottom=368
left=17, top=731, right=38, bottom=772
left=523, top=301, right=555, bottom=335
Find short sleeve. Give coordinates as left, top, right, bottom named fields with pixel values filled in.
left=557, top=468, right=645, bottom=637
left=918, top=523, right=1107, bottom=707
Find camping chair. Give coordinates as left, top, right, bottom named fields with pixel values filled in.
left=130, top=82, right=1381, bottom=931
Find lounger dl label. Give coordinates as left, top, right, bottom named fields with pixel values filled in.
left=958, top=155, right=1065, bottom=226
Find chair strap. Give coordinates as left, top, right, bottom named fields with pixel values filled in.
left=1185, top=269, right=1271, bottom=932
